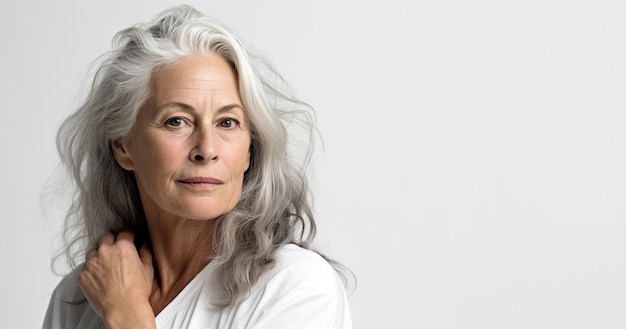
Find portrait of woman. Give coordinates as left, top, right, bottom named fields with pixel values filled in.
left=40, top=5, right=352, bottom=329
left=2, top=1, right=625, bottom=329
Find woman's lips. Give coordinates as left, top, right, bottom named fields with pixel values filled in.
left=179, top=177, right=224, bottom=186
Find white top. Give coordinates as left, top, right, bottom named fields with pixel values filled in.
left=42, top=244, right=352, bottom=329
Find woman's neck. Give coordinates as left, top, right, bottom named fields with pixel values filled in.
left=144, top=212, right=215, bottom=314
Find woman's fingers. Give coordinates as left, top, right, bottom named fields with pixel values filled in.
left=139, top=243, right=154, bottom=278
left=95, top=230, right=136, bottom=253
left=88, top=229, right=143, bottom=271
left=79, top=229, right=154, bottom=322
left=84, top=248, right=97, bottom=271
left=97, top=232, right=116, bottom=247
left=97, top=229, right=136, bottom=244
left=139, top=243, right=152, bottom=264
left=115, top=230, right=135, bottom=243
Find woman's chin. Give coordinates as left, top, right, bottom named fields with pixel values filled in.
left=171, top=206, right=236, bottom=222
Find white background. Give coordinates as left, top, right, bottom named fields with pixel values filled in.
left=2, top=1, right=625, bottom=328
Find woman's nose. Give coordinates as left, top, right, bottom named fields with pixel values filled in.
left=190, top=126, right=218, bottom=162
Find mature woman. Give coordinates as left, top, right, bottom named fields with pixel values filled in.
left=43, top=5, right=352, bottom=329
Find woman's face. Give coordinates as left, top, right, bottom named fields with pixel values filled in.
left=113, top=54, right=251, bottom=221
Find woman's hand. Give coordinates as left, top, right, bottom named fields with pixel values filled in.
left=79, top=231, right=156, bottom=329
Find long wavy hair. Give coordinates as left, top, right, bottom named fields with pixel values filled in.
left=55, top=5, right=344, bottom=306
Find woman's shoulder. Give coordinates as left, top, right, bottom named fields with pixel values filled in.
left=237, top=244, right=352, bottom=328
left=274, top=244, right=335, bottom=271
left=266, top=244, right=346, bottom=293
left=43, top=265, right=103, bottom=329
left=51, top=266, right=87, bottom=302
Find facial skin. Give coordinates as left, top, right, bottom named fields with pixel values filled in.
left=113, top=54, right=251, bottom=222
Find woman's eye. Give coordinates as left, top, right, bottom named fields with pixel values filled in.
left=219, top=118, right=238, bottom=129
left=165, top=117, right=185, bottom=127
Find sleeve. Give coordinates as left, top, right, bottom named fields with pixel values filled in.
left=42, top=271, right=102, bottom=329
left=42, top=289, right=60, bottom=329
left=249, top=247, right=352, bottom=329
left=252, top=283, right=352, bottom=329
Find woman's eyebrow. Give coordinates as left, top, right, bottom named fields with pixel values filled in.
left=156, top=102, right=195, bottom=113
left=156, top=102, right=245, bottom=115
left=216, top=104, right=245, bottom=116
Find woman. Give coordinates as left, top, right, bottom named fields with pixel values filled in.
left=43, top=5, right=352, bottom=329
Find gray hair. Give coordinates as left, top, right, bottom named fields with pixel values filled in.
left=56, top=5, right=341, bottom=305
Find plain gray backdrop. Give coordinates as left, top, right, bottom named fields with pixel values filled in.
left=2, top=1, right=626, bottom=328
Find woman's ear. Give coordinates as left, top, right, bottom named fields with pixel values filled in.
left=112, top=140, right=135, bottom=171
